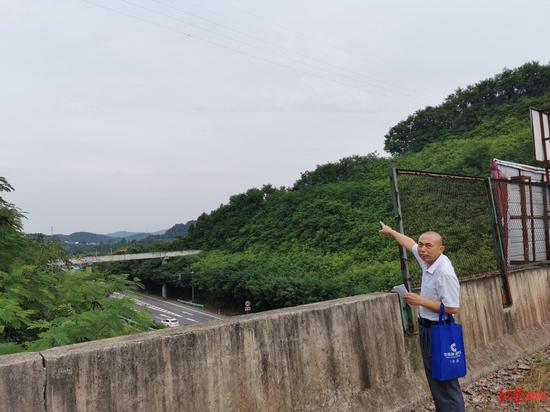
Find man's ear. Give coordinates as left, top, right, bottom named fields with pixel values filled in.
left=439, top=245, right=445, bottom=253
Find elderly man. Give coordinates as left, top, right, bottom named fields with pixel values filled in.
left=379, top=221, right=465, bottom=412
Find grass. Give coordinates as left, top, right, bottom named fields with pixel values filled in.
left=520, top=348, right=550, bottom=411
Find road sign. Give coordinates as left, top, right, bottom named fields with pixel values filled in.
left=244, top=300, right=251, bottom=307
left=244, top=300, right=251, bottom=312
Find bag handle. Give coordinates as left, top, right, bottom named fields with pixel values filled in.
left=438, top=302, right=455, bottom=324
left=438, top=303, right=445, bottom=324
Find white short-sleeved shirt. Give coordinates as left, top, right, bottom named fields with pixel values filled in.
left=411, top=244, right=460, bottom=321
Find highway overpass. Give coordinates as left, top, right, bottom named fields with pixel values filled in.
left=69, top=250, right=201, bottom=265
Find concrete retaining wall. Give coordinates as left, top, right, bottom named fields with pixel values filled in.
left=0, top=352, right=45, bottom=412
left=1, top=266, right=549, bottom=411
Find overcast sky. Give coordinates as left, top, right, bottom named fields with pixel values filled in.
left=2, top=0, right=549, bottom=234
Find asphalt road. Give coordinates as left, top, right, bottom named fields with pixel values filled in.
left=119, top=290, right=223, bottom=326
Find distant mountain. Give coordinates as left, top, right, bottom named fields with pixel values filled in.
left=52, top=232, right=115, bottom=244
left=106, top=231, right=149, bottom=239
left=122, top=232, right=155, bottom=241
left=163, top=221, right=194, bottom=238
left=54, top=227, right=176, bottom=244
left=35, top=221, right=196, bottom=255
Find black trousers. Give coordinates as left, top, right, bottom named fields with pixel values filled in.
left=419, top=323, right=465, bottom=412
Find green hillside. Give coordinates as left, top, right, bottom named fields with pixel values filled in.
left=107, top=62, right=550, bottom=311
left=384, top=61, right=550, bottom=155
left=52, top=232, right=115, bottom=244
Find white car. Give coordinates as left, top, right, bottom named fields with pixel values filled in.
left=160, top=318, right=179, bottom=328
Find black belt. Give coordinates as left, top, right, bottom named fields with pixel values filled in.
left=418, top=316, right=453, bottom=328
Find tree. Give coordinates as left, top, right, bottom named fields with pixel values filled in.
left=384, top=62, right=550, bottom=155
left=0, top=177, right=160, bottom=355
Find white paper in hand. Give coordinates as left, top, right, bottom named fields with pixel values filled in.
left=393, top=284, right=408, bottom=297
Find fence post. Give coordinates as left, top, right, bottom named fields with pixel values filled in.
left=389, top=168, right=415, bottom=334
left=542, top=183, right=550, bottom=259
left=486, top=178, right=513, bottom=307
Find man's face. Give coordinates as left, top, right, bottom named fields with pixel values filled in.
left=417, top=233, right=444, bottom=265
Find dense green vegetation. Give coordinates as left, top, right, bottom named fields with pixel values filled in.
left=103, top=62, right=550, bottom=312
left=384, top=62, right=550, bottom=155
left=0, top=178, right=159, bottom=355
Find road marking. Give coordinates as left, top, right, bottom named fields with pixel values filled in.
left=125, top=291, right=222, bottom=320
left=134, top=300, right=183, bottom=318
left=185, top=317, right=197, bottom=322
left=141, top=295, right=219, bottom=318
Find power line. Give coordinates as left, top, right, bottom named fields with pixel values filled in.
left=113, top=0, right=426, bottom=103
left=76, top=0, right=370, bottom=95
left=78, top=0, right=423, bottom=104
left=80, top=0, right=192, bottom=36
left=141, top=0, right=436, bottom=101
left=196, top=0, right=438, bottom=100
left=201, top=0, right=342, bottom=51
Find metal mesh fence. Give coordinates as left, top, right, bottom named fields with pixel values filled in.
left=491, top=178, right=550, bottom=266
left=395, top=170, right=500, bottom=286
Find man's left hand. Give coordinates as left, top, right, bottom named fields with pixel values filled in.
left=404, top=292, right=423, bottom=306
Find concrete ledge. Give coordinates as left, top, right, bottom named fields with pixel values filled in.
left=41, top=293, right=418, bottom=411
left=1, top=265, right=549, bottom=411
left=0, top=352, right=45, bottom=412
left=464, top=321, right=550, bottom=382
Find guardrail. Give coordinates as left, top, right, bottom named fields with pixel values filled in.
left=177, top=299, right=204, bottom=308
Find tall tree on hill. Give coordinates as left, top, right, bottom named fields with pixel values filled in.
left=384, top=62, right=550, bottom=155
left=0, top=177, right=26, bottom=271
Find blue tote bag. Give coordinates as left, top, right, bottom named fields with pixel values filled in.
left=431, top=303, right=467, bottom=381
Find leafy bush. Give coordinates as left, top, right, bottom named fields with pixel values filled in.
left=0, top=179, right=159, bottom=355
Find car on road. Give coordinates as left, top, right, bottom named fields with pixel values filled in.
left=160, top=318, right=179, bottom=328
